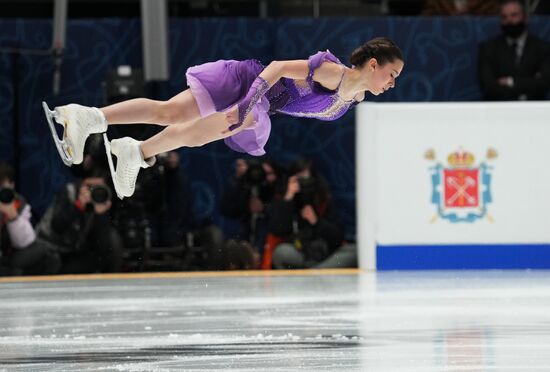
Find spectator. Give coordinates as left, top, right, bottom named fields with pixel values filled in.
left=0, top=161, right=60, bottom=276
left=140, top=151, right=196, bottom=247
left=222, top=239, right=258, bottom=270
left=422, top=0, right=499, bottom=16
left=384, top=0, right=424, bottom=15
left=220, top=157, right=282, bottom=258
left=268, top=158, right=356, bottom=269
left=133, top=151, right=225, bottom=270
left=37, top=170, right=123, bottom=274
left=530, top=0, right=550, bottom=15
left=478, top=0, right=550, bottom=100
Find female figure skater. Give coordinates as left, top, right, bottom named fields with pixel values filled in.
left=48, top=37, right=403, bottom=198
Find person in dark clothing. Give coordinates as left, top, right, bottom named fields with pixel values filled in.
left=140, top=151, right=195, bottom=247
left=220, top=157, right=282, bottom=259
left=478, top=0, right=550, bottom=100
left=268, top=158, right=356, bottom=269
left=0, top=161, right=60, bottom=276
left=137, top=151, right=225, bottom=270
left=37, top=172, right=123, bottom=274
left=422, top=0, right=499, bottom=15
left=222, top=239, right=258, bottom=270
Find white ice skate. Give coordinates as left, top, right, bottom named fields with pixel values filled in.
left=42, top=102, right=107, bottom=166
left=105, top=137, right=155, bottom=199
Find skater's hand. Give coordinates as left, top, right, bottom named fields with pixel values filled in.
left=224, top=105, right=239, bottom=127
left=284, top=176, right=300, bottom=201
left=223, top=105, right=254, bottom=135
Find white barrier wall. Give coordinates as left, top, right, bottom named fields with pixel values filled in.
left=356, top=102, right=550, bottom=270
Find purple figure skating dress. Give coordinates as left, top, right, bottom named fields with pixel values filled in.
left=185, top=51, right=358, bottom=156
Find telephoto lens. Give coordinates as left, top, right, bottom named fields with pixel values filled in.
left=90, top=184, right=112, bottom=204
left=0, top=187, right=15, bottom=204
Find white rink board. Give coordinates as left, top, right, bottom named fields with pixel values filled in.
left=356, top=102, right=550, bottom=270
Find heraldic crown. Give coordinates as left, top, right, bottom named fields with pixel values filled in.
left=447, top=149, right=475, bottom=168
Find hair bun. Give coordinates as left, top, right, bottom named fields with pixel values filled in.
left=349, top=37, right=403, bottom=67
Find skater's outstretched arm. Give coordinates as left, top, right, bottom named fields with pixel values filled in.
left=225, top=59, right=343, bottom=126
left=256, top=59, right=344, bottom=86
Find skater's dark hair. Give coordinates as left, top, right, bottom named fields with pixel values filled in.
left=350, top=37, right=403, bottom=67
left=0, top=161, right=15, bottom=184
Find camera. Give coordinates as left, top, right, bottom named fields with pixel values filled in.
left=90, top=184, right=112, bottom=204
left=295, top=176, right=317, bottom=207
left=0, top=187, right=15, bottom=204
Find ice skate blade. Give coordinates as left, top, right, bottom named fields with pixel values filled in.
left=42, top=101, right=73, bottom=166
left=103, top=133, right=124, bottom=200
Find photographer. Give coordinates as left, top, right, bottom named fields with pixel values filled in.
left=37, top=171, right=123, bottom=274
left=137, top=151, right=195, bottom=247
left=126, top=151, right=225, bottom=271
left=0, top=161, right=60, bottom=275
left=220, top=157, right=282, bottom=261
left=268, top=158, right=356, bottom=269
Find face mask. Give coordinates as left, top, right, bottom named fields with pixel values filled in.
left=501, top=22, right=526, bottom=39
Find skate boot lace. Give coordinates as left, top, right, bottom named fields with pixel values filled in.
left=117, top=147, right=140, bottom=193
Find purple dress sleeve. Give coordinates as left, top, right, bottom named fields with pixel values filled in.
left=306, top=50, right=342, bottom=90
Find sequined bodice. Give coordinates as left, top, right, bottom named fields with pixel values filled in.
left=264, top=50, right=357, bottom=121
left=266, top=78, right=354, bottom=121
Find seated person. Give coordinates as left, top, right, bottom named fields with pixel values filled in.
left=220, top=157, right=283, bottom=258
left=37, top=170, right=123, bottom=274
left=222, top=239, right=259, bottom=270
left=127, top=151, right=225, bottom=270
left=422, top=0, right=499, bottom=15
left=0, top=161, right=60, bottom=275
left=268, top=158, right=356, bottom=269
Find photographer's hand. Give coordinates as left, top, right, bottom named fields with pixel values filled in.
left=284, top=176, right=300, bottom=201
left=301, top=205, right=318, bottom=225
left=78, top=185, right=92, bottom=207
left=0, top=201, right=18, bottom=221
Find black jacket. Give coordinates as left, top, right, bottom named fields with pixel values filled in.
left=37, top=183, right=112, bottom=253
left=268, top=198, right=344, bottom=259
left=478, top=33, right=550, bottom=100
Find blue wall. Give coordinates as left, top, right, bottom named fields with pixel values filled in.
left=1, top=16, right=550, bottom=239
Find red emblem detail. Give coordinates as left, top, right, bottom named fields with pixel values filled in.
left=444, top=169, right=479, bottom=207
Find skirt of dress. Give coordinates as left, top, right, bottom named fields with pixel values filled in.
left=186, top=59, right=271, bottom=156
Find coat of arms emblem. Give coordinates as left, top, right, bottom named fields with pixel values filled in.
left=426, top=148, right=497, bottom=223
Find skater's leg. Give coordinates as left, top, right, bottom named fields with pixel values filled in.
left=46, top=89, right=202, bottom=165
left=140, top=110, right=254, bottom=158
left=110, top=112, right=253, bottom=197
left=101, top=90, right=201, bottom=126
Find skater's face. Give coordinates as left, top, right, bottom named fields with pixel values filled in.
left=365, top=58, right=404, bottom=96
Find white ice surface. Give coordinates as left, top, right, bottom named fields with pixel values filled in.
left=1, top=271, right=550, bottom=371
